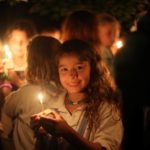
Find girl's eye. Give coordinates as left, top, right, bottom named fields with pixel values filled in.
left=59, top=67, right=68, bottom=73
left=76, top=65, right=84, bottom=71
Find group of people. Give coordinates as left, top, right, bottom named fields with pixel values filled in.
left=0, top=8, right=148, bottom=150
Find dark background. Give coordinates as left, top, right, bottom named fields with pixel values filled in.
left=0, top=0, right=150, bottom=39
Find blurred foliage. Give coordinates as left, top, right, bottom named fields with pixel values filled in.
left=1, top=0, right=150, bottom=31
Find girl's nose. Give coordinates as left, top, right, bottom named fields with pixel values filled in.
left=69, top=69, right=78, bottom=78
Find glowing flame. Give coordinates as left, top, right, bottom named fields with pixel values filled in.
left=4, top=45, right=12, bottom=59
left=116, top=40, right=123, bottom=49
left=37, top=93, right=44, bottom=104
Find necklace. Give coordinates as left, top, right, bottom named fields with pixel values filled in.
left=65, top=97, right=83, bottom=105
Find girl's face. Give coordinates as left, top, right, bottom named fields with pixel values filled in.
left=58, top=54, right=91, bottom=94
left=99, top=23, right=119, bottom=48
left=9, top=29, right=28, bottom=58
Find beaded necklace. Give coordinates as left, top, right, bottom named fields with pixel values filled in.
left=65, top=97, right=84, bottom=105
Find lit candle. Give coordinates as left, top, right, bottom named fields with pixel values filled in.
left=37, top=93, right=44, bottom=111
left=4, top=45, right=12, bottom=60
left=2, top=45, right=13, bottom=72
left=116, top=40, right=123, bottom=49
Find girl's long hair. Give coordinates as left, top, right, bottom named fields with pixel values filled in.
left=4, top=19, right=37, bottom=41
left=26, top=36, right=61, bottom=84
left=56, top=39, right=121, bottom=128
left=61, top=10, right=101, bottom=53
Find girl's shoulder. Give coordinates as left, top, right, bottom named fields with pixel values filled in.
left=18, top=82, right=62, bottom=95
left=98, top=101, right=121, bottom=120
left=4, top=84, right=38, bottom=101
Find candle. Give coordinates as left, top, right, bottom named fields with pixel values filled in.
left=4, top=45, right=12, bottom=59
left=116, top=40, right=123, bottom=49
left=3, top=45, right=13, bottom=72
left=37, top=93, right=44, bottom=111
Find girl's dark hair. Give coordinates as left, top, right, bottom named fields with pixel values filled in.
left=56, top=39, right=121, bottom=128
left=62, top=10, right=100, bottom=52
left=26, top=35, right=61, bottom=83
left=5, top=19, right=37, bottom=41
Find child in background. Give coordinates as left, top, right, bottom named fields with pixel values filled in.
left=0, top=20, right=38, bottom=125
left=2, top=19, right=37, bottom=93
left=40, top=25, right=61, bottom=42
left=98, top=13, right=121, bottom=76
left=61, top=10, right=100, bottom=52
left=0, top=36, right=61, bottom=150
left=31, top=39, right=123, bottom=150
left=4, top=19, right=37, bottom=72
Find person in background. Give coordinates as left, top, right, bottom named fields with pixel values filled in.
left=98, top=13, right=121, bottom=76
left=2, top=19, right=37, bottom=92
left=40, top=25, right=61, bottom=42
left=114, top=10, right=150, bottom=150
left=61, top=10, right=101, bottom=52
left=31, top=39, right=123, bottom=150
left=0, top=36, right=62, bottom=150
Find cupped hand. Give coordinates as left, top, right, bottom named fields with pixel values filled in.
left=40, top=111, right=70, bottom=136
left=30, top=114, right=44, bottom=137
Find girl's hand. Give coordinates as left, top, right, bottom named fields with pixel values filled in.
left=30, top=115, right=41, bottom=130
left=30, top=115, right=44, bottom=137
left=40, top=111, right=70, bottom=136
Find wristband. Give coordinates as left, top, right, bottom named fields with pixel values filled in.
left=0, top=83, right=13, bottom=89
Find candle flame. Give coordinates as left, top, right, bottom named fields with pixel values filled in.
left=4, top=45, right=12, bottom=59
left=116, top=40, right=123, bottom=49
left=37, top=93, right=44, bottom=104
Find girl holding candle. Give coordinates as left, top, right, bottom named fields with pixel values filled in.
left=0, top=36, right=62, bottom=150
left=31, top=39, right=123, bottom=150
left=98, top=13, right=121, bottom=76
left=1, top=19, right=37, bottom=95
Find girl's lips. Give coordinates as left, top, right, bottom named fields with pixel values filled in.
left=68, top=81, right=80, bottom=87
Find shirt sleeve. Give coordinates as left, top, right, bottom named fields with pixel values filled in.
left=1, top=92, right=19, bottom=138
left=93, top=102, right=123, bottom=150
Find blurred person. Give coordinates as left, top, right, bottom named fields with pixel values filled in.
left=98, top=13, right=121, bottom=76
left=0, top=19, right=37, bottom=98
left=61, top=10, right=101, bottom=51
left=31, top=39, right=123, bottom=150
left=40, top=26, right=61, bottom=41
left=4, top=19, right=37, bottom=72
left=0, top=36, right=61, bottom=150
left=114, top=10, right=150, bottom=150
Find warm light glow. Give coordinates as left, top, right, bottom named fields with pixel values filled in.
left=116, top=40, right=123, bottom=49
left=4, top=45, right=12, bottom=59
left=37, top=93, right=44, bottom=104
left=2, top=44, right=13, bottom=73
